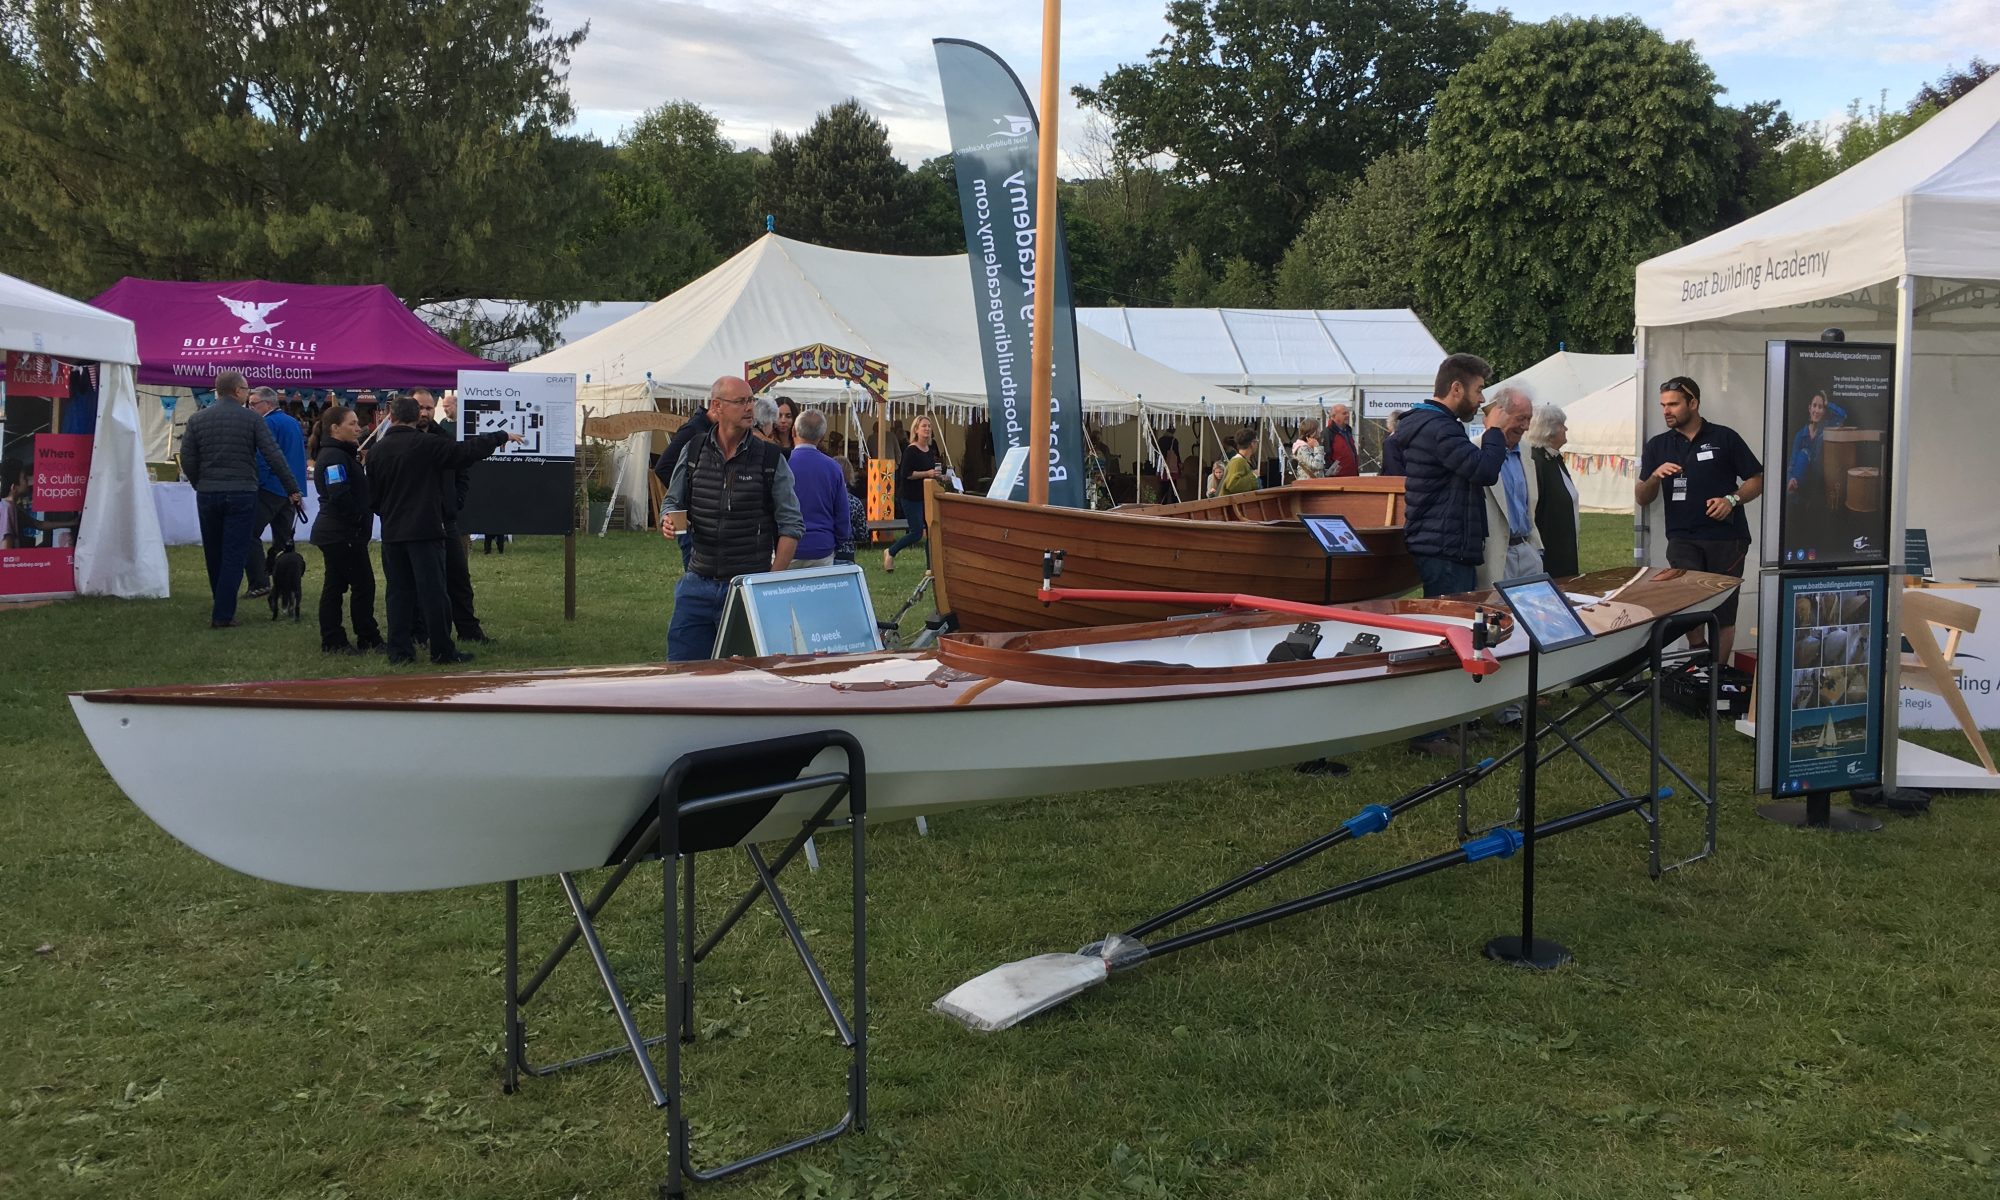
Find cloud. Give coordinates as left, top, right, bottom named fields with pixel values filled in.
left=1660, top=0, right=1998, bottom=63
left=547, top=0, right=1165, bottom=166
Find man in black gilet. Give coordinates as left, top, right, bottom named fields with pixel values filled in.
left=661, top=376, right=804, bottom=661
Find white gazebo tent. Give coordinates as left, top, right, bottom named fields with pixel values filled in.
left=1076, top=307, right=1445, bottom=477
left=517, top=235, right=1224, bottom=518
left=1487, top=351, right=1639, bottom=513
left=1634, top=72, right=2000, bottom=790
left=0, top=273, right=166, bottom=599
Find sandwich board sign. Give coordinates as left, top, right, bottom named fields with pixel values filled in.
left=712, top=563, right=883, bottom=658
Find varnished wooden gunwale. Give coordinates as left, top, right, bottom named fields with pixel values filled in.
left=73, top=569, right=1738, bottom=717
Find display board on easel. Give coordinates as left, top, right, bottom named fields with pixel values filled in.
left=1753, top=569, right=1888, bottom=797
left=712, top=564, right=884, bottom=659
left=1761, top=341, right=1894, bottom=568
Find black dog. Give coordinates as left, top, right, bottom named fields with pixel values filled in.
left=268, top=547, right=306, bottom=621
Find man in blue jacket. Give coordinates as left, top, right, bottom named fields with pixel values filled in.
left=1397, top=353, right=1524, bottom=598
left=242, top=385, right=307, bottom=598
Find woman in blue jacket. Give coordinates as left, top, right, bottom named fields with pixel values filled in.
left=1785, top=391, right=1846, bottom=548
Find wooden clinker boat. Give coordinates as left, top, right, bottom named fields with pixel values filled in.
left=928, top=477, right=1416, bottom=632
left=70, top=568, right=1736, bottom=894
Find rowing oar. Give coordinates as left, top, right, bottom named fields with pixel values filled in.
left=933, top=756, right=1505, bottom=1032
left=1037, top=583, right=1502, bottom=678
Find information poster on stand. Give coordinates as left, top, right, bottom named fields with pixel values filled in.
left=1761, top=570, right=1887, bottom=795
left=455, top=371, right=576, bottom=535
left=1763, top=341, right=1894, bottom=568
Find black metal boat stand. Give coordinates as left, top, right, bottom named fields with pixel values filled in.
left=1085, top=610, right=1724, bottom=977
left=501, top=730, right=868, bottom=1199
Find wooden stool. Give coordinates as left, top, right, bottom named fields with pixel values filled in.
left=1822, top=428, right=1880, bottom=509
left=1845, top=466, right=1880, bottom=512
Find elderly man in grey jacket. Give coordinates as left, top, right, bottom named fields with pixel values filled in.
left=179, top=370, right=301, bottom=627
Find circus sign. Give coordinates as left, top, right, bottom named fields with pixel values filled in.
left=744, top=343, right=889, bottom=405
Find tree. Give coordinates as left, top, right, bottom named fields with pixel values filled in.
left=0, top=0, right=604, bottom=329
left=755, top=99, right=935, bottom=253
left=1210, top=256, right=1270, bottom=307
left=1417, top=16, right=1737, bottom=372
left=619, top=100, right=758, bottom=255
left=1075, top=0, right=1502, bottom=267
left=1166, top=245, right=1213, bottom=306
left=1274, top=147, right=1428, bottom=308
left=1911, top=58, right=1997, bottom=112
left=1748, top=93, right=1942, bottom=215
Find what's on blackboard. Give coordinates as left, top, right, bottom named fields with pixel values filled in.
left=458, top=460, right=576, bottom=536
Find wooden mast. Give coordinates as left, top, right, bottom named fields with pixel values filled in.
left=1027, top=0, right=1061, bottom=506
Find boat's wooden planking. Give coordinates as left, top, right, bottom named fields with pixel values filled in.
left=929, top=484, right=1419, bottom=633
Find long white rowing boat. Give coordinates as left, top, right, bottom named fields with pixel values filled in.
left=70, top=568, right=1735, bottom=893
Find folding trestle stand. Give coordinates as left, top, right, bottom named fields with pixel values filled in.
left=501, top=731, right=868, bottom=1199
left=1082, top=610, right=1723, bottom=981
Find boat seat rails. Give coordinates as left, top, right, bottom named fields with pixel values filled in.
left=501, top=730, right=869, bottom=1199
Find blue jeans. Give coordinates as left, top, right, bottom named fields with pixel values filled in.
left=667, top=571, right=732, bottom=661
left=887, top=498, right=927, bottom=561
left=1414, top=555, right=1477, bottom=599
left=676, top=531, right=692, bottom=570
left=196, top=490, right=260, bottom=623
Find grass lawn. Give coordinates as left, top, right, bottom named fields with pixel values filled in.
left=5, top=515, right=2000, bottom=1199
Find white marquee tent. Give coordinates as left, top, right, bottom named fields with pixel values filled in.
left=1488, top=351, right=1638, bottom=513
left=0, top=273, right=166, bottom=598
left=1634, top=71, right=2000, bottom=788
left=519, top=235, right=1218, bottom=418
left=1075, top=307, right=1445, bottom=418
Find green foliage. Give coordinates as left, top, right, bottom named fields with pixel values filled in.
left=1059, top=166, right=1182, bottom=306
left=1075, top=0, right=1500, bottom=267
left=1275, top=147, right=1429, bottom=309
left=1746, top=94, right=1941, bottom=215
left=756, top=99, right=953, bottom=254
left=0, top=0, right=615, bottom=311
left=618, top=100, right=758, bottom=253
left=1910, top=58, right=1997, bottom=113
left=1165, top=245, right=1213, bottom=306
left=1418, top=16, right=1736, bottom=372
left=1210, top=255, right=1271, bottom=307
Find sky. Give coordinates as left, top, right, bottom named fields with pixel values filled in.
left=543, top=0, right=2000, bottom=167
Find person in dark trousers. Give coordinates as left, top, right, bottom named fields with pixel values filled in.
left=1636, top=375, right=1763, bottom=666
left=414, top=388, right=490, bottom=643
left=1396, top=353, right=1524, bottom=756
left=242, top=385, right=307, bottom=596
left=369, top=396, right=516, bottom=665
left=660, top=376, right=803, bottom=660
left=179, top=370, right=301, bottom=627
left=308, top=406, right=383, bottom=654
left=882, top=414, right=941, bottom=572
left=1528, top=403, right=1581, bottom=577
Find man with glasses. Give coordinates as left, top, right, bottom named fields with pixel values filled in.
left=660, top=376, right=803, bottom=661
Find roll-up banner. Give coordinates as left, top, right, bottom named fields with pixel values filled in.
left=932, top=37, right=1086, bottom=509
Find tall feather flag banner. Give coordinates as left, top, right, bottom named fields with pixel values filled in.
left=932, top=38, right=1086, bottom=508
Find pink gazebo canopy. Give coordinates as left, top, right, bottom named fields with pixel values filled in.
left=91, top=277, right=493, bottom=389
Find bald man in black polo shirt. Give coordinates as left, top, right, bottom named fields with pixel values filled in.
left=1637, top=375, right=1764, bottom=665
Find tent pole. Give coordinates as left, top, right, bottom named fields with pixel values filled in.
left=1026, top=0, right=1061, bottom=506
left=1631, top=325, right=1649, bottom=567
left=1883, top=275, right=1917, bottom=787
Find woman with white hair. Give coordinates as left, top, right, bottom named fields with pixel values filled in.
left=750, top=396, right=782, bottom=445
left=1526, top=403, right=1581, bottom=576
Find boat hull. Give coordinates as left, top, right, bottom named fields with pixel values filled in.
left=70, top=570, right=1732, bottom=894
left=928, top=483, right=1418, bottom=632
